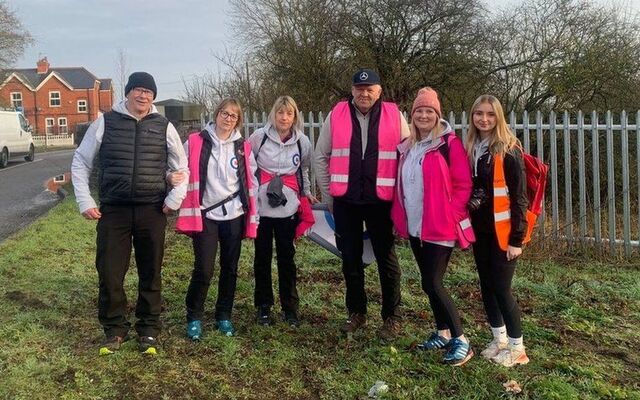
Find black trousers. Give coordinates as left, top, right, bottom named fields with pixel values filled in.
left=409, top=238, right=464, bottom=337
left=253, top=215, right=299, bottom=312
left=472, top=233, right=522, bottom=338
left=185, top=215, right=244, bottom=322
left=333, top=199, right=401, bottom=319
left=95, top=203, right=167, bottom=338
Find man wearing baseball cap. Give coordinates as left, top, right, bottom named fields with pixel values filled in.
left=314, top=68, right=410, bottom=340
left=72, top=71, right=189, bottom=355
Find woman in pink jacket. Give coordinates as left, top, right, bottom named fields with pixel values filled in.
left=391, top=87, right=475, bottom=366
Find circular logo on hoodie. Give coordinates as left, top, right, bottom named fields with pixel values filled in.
left=230, top=157, right=238, bottom=169
left=292, top=153, right=300, bottom=166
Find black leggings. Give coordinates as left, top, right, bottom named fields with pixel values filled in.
left=409, top=238, right=464, bottom=338
left=253, top=215, right=299, bottom=312
left=472, top=233, right=522, bottom=338
left=185, top=216, right=244, bottom=322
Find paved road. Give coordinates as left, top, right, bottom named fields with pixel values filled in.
left=0, top=149, right=75, bottom=242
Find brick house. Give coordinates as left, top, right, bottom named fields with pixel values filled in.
left=0, top=57, right=113, bottom=135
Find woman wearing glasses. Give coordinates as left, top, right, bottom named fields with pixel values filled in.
left=175, top=98, right=259, bottom=339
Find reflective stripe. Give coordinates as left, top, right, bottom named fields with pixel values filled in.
left=459, top=218, right=471, bottom=230
left=331, top=174, right=349, bottom=183
left=494, top=210, right=511, bottom=222
left=494, top=187, right=508, bottom=197
left=249, top=188, right=257, bottom=196
left=376, top=177, right=396, bottom=187
left=331, top=148, right=350, bottom=157
left=187, top=182, right=199, bottom=192
left=178, top=208, right=200, bottom=217
left=378, top=151, right=397, bottom=160
left=250, top=215, right=259, bottom=223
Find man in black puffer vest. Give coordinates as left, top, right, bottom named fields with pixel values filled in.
left=71, top=72, right=188, bottom=355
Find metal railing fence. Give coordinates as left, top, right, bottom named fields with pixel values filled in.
left=202, top=110, right=640, bottom=257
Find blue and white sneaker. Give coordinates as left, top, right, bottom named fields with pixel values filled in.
left=216, top=320, right=235, bottom=337
left=417, top=332, right=450, bottom=351
left=187, top=320, right=202, bottom=341
left=443, top=338, right=474, bottom=366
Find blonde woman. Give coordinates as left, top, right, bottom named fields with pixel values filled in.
left=464, top=95, right=529, bottom=367
left=249, top=96, right=316, bottom=327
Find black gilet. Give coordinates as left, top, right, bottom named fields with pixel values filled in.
left=98, top=111, right=168, bottom=205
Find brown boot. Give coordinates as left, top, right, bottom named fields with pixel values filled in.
left=340, top=313, right=367, bottom=334
left=377, top=317, right=401, bottom=341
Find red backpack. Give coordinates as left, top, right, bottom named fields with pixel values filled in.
left=520, top=149, right=549, bottom=242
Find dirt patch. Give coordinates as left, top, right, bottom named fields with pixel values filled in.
left=53, top=367, right=78, bottom=385
left=5, top=290, right=48, bottom=309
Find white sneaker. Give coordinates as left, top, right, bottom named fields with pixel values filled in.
left=491, top=347, right=530, bottom=367
left=481, top=340, right=507, bottom=359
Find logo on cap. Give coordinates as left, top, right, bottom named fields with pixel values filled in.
left=359, top=72, right=368, bottom=81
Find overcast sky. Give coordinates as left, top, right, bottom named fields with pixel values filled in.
left=10, top=0, right=234, bottom=101
left=8, top=0, right=640, bottom=102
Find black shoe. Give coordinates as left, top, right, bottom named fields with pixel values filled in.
left=256, top=305, right=271, bottom=326
left=283, top=311, right=299, bottom=328
left=99, top=334, right=130, bottom=356
left=138, top=336, right=159, bottom=355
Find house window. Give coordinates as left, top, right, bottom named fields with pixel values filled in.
left=49, top=91, right=61, bottom=107
left=58, top=117, right=68, bottom=134
left=45, top=118, right=55, bottom=135
left=77, top=99, right=87, bottom=113
left=10, top=92, right=22, bottom=109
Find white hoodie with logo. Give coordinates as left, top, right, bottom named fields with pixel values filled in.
left=248, top=124, right=312, bottom=218
left=183, top=122, right=258, bottom=221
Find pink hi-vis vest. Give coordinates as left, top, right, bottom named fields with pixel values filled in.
left=328, top=101, right=401, bottom=201
left=175, top=132, right=258, bottom=238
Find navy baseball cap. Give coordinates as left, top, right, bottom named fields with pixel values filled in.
left=352, top=68, right=381, bottom=86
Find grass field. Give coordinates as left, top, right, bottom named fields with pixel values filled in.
left=0, top=194, right=638, bottom=400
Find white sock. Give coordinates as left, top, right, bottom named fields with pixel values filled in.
left=438, top=329, right=451, bottom=340
left=455, top=334, right=468, bottom=344
left=491, top=326, right=508, bottom=343
left=508, top=336, right=524, bottom=350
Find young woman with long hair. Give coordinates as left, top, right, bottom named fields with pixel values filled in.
left=464, top=95, right=530, bottom=367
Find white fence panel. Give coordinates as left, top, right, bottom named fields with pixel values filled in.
left=33, top=134, right=74, bottom=147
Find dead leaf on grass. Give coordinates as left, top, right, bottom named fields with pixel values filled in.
left=503, top=379, right=522, bottom=394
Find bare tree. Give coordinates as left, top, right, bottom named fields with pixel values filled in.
left=0, top=1, right=33, bottom=70
left=485, top=0, right=640, bottom=112
left=114, top=48, right=130, bottom=102
left=191, top=0, right=640, bottom=114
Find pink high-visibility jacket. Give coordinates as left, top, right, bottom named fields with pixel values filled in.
left=391, top=133, right=475, bottom=248
left=328, top=101, right=401, bottom=201
left=175, top=131, right=258, bottom=238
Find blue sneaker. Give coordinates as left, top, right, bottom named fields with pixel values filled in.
left=187, top=320, right=202, bottom=341
left=216, top=320, right=235, bottom=337
left=417, top=332, right=450, bottom=351
left=443, top=338, right=474, bottom=366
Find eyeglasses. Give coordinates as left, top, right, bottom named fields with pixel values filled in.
left=132, top=87, right=154, bottom=97
left=219, top=110, right=239, bottom=121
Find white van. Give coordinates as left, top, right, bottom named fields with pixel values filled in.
left=0, top=110, right=34, bottom=168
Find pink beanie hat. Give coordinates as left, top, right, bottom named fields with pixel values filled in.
left=411, top=87, right=441, bottom=117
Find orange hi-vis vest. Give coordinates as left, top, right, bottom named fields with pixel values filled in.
left=493, top=154, right=532, bottom=251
